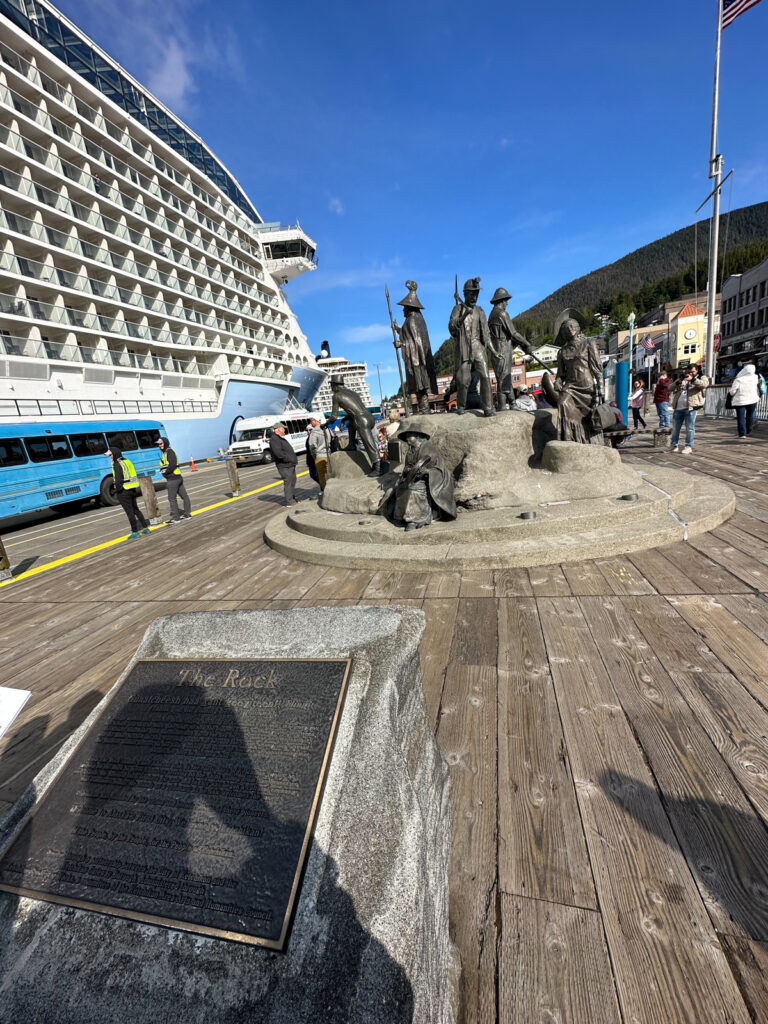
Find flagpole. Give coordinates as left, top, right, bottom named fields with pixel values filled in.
left=705, top=0, right=724, bottom=381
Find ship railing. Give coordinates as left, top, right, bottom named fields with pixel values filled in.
left=0, top=396, right=219, bottom=419
left=0, top=332, right=222, bottom=378
left=0, top=231, right=287, bottom=340
left=0, top=86, right=268, bottom=278
left=0, top=140, right=268, bottom=303
left=0, top=203, right=273, bottom=313
left=0, top=46, right=270, bottom=273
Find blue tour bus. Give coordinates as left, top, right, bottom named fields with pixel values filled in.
left=0, top=419, right=167, bottom=518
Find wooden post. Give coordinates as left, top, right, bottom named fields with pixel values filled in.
left=0, top=534, right=11, bottom=582
left=139, top=475, right=162, bottom=525
left=226, top=458, right=241, bottom=497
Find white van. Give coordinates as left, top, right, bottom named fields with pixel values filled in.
left=227, top=411, right=318, bottom=464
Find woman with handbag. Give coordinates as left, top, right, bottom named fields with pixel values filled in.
left=728, top=364, right=760, bottom=439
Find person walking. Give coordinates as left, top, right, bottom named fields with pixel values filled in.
left=304, top=425, right=319, bottom=485
left=269, top=423, right=298, bottom=505
left=629, top=379, right=647, bottom=429
left=669, top=365, right=709, bottom=454
left=728, top=363, right=760, bottom=439
left=107, top=445, right=150, bottom=538
left=308, top=416, right=330, bottom=490
left=653, top=370, right=672, bottom=428
left=155, top=436, right=192, bottom=524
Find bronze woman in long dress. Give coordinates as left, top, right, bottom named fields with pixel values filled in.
left=551, top=309, right=604, bottom=444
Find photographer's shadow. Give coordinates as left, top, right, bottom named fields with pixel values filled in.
left=0, top=681, right=413, bottom=1021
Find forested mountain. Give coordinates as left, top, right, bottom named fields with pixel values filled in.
left=426, top=201, right=768, bottom=374
left=514, top=200, right=768, bottom=337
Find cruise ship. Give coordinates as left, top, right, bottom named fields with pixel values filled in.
left=0, top=0, right=324, bottom=457
left=311, top=356, right=373, bottom=415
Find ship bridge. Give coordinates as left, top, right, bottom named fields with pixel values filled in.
left=253, top=223, right=317, bottom=285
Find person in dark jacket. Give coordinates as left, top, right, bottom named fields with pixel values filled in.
left=107, top=445, right=150, bottom=538
left=269, top=423, right=298, bottom=505
left=304, top=425, right=319, bottom=484
left=155, top=436, right=192, bottom=524
left=653, top=371, right=672, bottom=428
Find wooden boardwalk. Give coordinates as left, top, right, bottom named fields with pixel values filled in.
left=2, top=418, right=768, bottom=1022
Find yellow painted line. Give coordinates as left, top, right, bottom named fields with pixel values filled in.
left=0, top=471, right=310, bottom=589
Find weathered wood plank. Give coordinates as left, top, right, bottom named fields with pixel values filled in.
left=449, top=598, right=498, bottom=666
left=658, top=541, right=754, bottom=594
left=361, top=571, right=400, bottom=600
left=389, top=572, right=429, bottom=601
left=458, top=571, right=496, bottom=599
left=499, top=894, right=621, bottom=1024
left=436, top=664, right=497, bottom=1024
left=583, top=594, right=768, bottom=940
left=669, top=595, right=768, bottom=709
left=720, top=935, right=768, bottom=1023
left=561, top=561, right=612, bottom=596
left=497, top=599, right=596, bottom=908
left=625, top=546, right=703, bottom=595
left=719, top=593, right=768, bottom=644
left=493, top=568, right=533, bottom=597
left=528, top=565, right=571, bottom=597
left=688, top=533, right=768, bottom=592
left=424, top=572, right=462, bottom=598
left=595, top=555, right=657, bottom=595
left=419, top=599, right=458, bottom=732
left=538, top=596, right=751, bottom=1024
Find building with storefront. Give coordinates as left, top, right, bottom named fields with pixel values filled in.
left=719, top=255, right=768, bottom=380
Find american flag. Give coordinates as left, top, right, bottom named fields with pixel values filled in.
left=722, top=0, right=762, bottom=29
left=638, top=334, right=656, bottom=352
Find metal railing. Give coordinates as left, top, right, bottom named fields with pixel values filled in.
left=0, top=48, right=267, bottom=254
left=703, top=383, right=768, bottom=420
left=0, top=396, right=218, bottom=418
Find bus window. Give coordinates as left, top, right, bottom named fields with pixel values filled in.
left=239, top=429, right=265, bottom=441
left=106, top=430, right=138, bottom=451
left=0, top=438, right=27, bottom=467
left=135, top=429, right=161, bottom=448
left=69, top=433, right=107, bottom=458
left=24, top=436, right=73, bottom=462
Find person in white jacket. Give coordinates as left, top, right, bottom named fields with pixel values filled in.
left=728, top=363, right=761, bottom=439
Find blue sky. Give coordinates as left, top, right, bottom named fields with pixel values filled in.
left=60, top=0, right=768, bottom=399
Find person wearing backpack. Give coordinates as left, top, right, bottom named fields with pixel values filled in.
left=728, top=363, right=761, bottom=439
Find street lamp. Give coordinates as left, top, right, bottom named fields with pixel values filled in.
left=628, top=311, right=636, bottom=381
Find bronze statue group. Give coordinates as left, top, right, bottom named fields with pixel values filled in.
left=329, top=279, right=608, bottom=534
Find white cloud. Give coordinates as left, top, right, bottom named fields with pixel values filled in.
left=499, top=137, right=512, bottom=149
left=338, top=324, right=393, bottom=344
left=328, top=197, right=345, bottom=215
left=65, top=0, right=247, bottom=116
left=146, top=38, right=196, bottom=112
left=291, top=259, right=403, bottom=297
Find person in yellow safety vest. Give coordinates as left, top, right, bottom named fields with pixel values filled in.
left=155, top=436, right=192, bottom=524
left=107, top=445, right=150, bottom=538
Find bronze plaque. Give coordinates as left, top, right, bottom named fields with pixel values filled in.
left=0, top=658, right=351, bottom=950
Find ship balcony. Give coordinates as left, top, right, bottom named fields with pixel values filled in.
left=0, top=331, right=215, bottom=377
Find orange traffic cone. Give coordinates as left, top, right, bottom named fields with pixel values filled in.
left=189, top=455, right=197, bottom=472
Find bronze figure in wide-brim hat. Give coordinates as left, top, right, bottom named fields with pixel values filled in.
left=397, top=426, right=431, bottom=441
left=490, top=287, right=512, bottom=304
left=397, top=280, right=424, bottom=309
left=553, top=307, right=586, bottom=339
